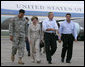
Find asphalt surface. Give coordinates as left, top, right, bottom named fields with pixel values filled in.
left=1, top=38, right=84, bottom=66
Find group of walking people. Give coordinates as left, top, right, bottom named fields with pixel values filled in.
left=9, top=9, right=77, bottom=64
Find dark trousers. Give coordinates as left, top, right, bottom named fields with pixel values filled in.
left=44, top=32, right=57, bottom=62
left=26, top=40, right=30, bottom=52
left=61, top=34, right=74, bottom=61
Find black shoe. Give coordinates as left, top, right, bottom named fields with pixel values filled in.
left=28, top=52, right=30, bottom=56
left=37, top=60, right=41, bottom=63
left=28, top=53, right=30, bottom=56
left=61, top=58, right=64, bottom=63
left=66, top=60, right=70, bottom=63
left=48, top=61, right=52, bottom=64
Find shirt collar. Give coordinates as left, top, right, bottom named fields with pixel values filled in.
left=16, top=15, right=24, bottom=20
left=32, top=22, right=38, bottom=26
left=48, top=18, right=54, bottom=21
left=65, top=20, right=72, bottom=23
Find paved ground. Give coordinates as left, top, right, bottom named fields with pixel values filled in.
left=1, top=37, right=84, bottom=66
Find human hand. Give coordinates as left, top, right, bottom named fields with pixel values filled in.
left=58, top=40, right=61, bottom=43
left=75, top=39, right=77, bottom=42
left=10, top=36, right=13, bottom=41
left=25, top=37, right=28, bottom=41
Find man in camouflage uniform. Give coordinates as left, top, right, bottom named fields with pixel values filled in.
left=9, top=9, right=28, bottom=64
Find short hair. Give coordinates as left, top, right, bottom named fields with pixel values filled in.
left=25, top=17, right=29, bottom=20
left=31, top=16, right=38, bottom=21
left=66, top=13, right=71, bottom=16
left=48, top=12, right=53, bottom=16
left=19, top=9, right=25, bottom=14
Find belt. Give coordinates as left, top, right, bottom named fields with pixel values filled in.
left=44, top=32, right=56, bottom=35
left=62, top=34, right=72, bottom=35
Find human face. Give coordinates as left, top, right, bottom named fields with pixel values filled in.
left=32, top=19, right=38, bottom=24
left=18, top=13, right=24, bottom=18
left=26, top=19, right=29, bottom=22
left=66, top=15, right=71, bottom=21
left=48, top=13, right=54, bottom=20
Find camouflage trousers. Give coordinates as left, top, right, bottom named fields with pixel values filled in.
left=12, top=37, right=25, bottom=58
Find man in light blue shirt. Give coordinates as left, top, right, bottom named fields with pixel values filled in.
left=59, top=20, right=77, bottom=40
left=59, top=13, right=77, bottom=63
left=42, top=18, right=58, bottom=33
left=42, top=12, right=60, bottom=64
